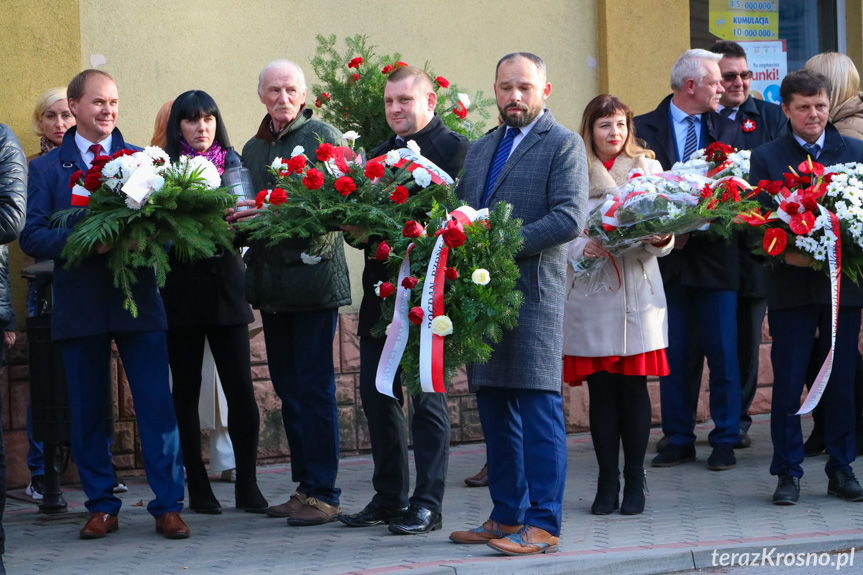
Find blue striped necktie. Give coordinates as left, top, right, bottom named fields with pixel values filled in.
left=482, top=127, right=517, bottom=208
left=682, top=115, right=698, bottom=162
left=803, top=142, right=821, bottom=159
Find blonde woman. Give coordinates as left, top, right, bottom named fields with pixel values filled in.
left=29, top=87, right=75, bottom=160
left=805, top=52, right=863, bottom=140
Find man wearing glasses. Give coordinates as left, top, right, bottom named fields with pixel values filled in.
left=709, top=41, right=787, bottom=451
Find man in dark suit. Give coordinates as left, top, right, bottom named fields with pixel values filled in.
left=447, top=52, right=587, bottom=555
left=20, top=70, right=188, bottom=539
left=634, top=49, right=744, bottom=471
left=749, top=69, right=863, bottom=505
left=339, top=66, right=469, bottom=535
left=710, top=41, right=787, bottom=448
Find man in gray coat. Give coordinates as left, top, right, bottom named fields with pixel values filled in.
left=448, top=52, right=588, bottom=555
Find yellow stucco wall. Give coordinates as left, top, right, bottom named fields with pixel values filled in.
left=76, top=0, right=599, bottom=309
left=847, top=0, right=863, bottom=72
left=598, top=0, right=691, bottom=116
left=0, top=0, right=81, bottom=322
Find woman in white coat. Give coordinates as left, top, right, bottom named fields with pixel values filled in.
left=564, top=95, right=673, bottom=516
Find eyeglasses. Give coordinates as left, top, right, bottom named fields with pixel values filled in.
left=722, top=71, right=752, bottom=81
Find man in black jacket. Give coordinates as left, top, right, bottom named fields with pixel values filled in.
left=709, top=41, right=787, bottom=448
left=749, top=69, right=863, bottom=505
left=634, top=49, right=743, bottom=472
left=0, top=123, right=27, bottom=575
left=339, top=65, right=468, bottom=535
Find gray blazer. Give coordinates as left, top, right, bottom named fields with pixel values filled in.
left=456, top=110, right=588, bottom=392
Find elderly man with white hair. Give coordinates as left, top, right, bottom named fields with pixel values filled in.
left=229, top=60, right=350, bottom=525
left=633, top=49, right=744, bottom=472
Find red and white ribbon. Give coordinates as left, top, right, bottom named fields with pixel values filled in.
left=796, top=205, right=842, bottom=415
left=418, top=207, right=481, bottom=392
left=71, top=184, right=91, bottom=207
left=600, top=195, right=621, bottom=231
left=375, top=244, right=415, bottom=398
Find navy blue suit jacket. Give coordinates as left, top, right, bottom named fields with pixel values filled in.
left=634, top=94, right=743, bottom=290
left=20, top=127, right=167, bottom=341
left=749, top=123, right=863, bottom=310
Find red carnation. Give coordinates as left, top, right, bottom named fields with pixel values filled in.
left=704, top=142, right=733, bottom=164
left=441, top=218, right=467, bottom=248
left=83, top=168, right=102, bottom=191
left=700, top=184, right=712, bottom=199
left=111, top=148, right=135, bottom=159
left=321, top=92, right=330, bottom=101
left=402, top=220, right=423, bottom=238
left=402, top=276, right=419, bottom=289
left=435, top=76, right=450, bottom=88
left=453, top=102, right=467, bottom=119
left=395, top=61, right=408, bottom=68
left=350, top=73, right=360, bottom=83
left=390, top=185, right=409, bottom=204
left=348, top=56, right=364, bottom=69
left=408, top=306, right=424, bottom=325
left=334, top=176, right=356, bottom=196
left=379, top=282, right=396, bottom=299
left=316, top=143, right=335, bottom=162
left=286, top=155, right=306, bottom=175
left=255, top=190, right=268, bottom=209
left=445, top=267, right=458, bottom=280
left=69, top=170, right=83, bottom=188
left=302, top=168, right=325, bottom=190
left=315, top=97, right=322, bottom=108
left=364, top=161, right=385, bottom=180
left=375, top=241, right=390, bottom=261
left=381, top=65, right=393, bottom=75
left=789, top=211, right=816, bottom=235
left=763, top=228, right=787, bottom=256
left=269, top=187, right=287, bottom=206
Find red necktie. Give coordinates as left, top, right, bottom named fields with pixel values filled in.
left=89, top=143, right=104, bottom=158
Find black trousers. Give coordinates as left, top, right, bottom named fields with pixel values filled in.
left=738, top=297, right=767, bottom=433
left=586, top=371, right=651, bottom=474
left=167, top=324, right=260, bottom=485
left=359, top=336, right=450, bottom=512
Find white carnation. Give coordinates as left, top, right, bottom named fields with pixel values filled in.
left=271, top=157, right=285, bottom=170
left=385, top=150, right=401, bottom=166
left=300, top=252, right=322, bottom=265
left=406, top=140, right=421, bottom=154
left=291, top=145, right=305, bottom=158
left=342, top=131, right=360, bottom=141
left=458, top=93, right=471, bottom=109
left=412, top=168, right=432, bottom=188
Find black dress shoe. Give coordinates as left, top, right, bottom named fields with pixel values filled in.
left=651, top=444, right=696, bottom=467
left=387, top=504, right=442, bottom=535
left=828, top=469, right=863, bottom=501
left=655, top=434, right=669, bottom=453
left=339, top=501, right=409, bottom=527
left=773, top=474, right=800, bottom=505
left=707, top=444, right=736, bottom=471
left=734, top=431, right=752, bottom=449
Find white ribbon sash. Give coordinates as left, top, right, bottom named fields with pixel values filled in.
left=375, top=244, right=414, bottom=398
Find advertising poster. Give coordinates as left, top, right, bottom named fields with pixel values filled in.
left=709, top=0, right=779, bottom=41
left=739, top=40, right=787, bottom=104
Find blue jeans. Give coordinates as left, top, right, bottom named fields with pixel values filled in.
left=262, top=310, right=341, bottom=505
left=660, top=282, right=741, bottom=446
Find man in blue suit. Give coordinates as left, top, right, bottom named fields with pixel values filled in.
left=21, top=70, right=188, bottom=539
left=634, top=50, right=743, bottom=472
left=448, top=52, right=587, bottom=555
left=749, top=69, right=863, bottom=505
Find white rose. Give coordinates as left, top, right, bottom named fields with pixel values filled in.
left=471, top=268, right=491, bottom=285
left=406, top=140, right=421, bottom=154
left=412, top=168, right=432, bottom=188
left=343, top=131, right=360, bottom=141
left=430, top=315, right=454, bottom=337
left=300, top=252, right=322, bottom=265
left=291, top=145, right=305, bottom=158
left=458, top=93, right=471, bottom=109
left=385, top=149, right=401, bottom=166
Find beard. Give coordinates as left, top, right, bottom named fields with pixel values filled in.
left=499, top=101, right=542, bottom=128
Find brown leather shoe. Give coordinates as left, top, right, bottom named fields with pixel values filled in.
left=79, top=512, right=119, bottom=539
left=464, top=464, right=489, bottom=487
left=286, top=497, right=341, bottom=526
left=449, top=519, right=521, bottom=544
left=155, top=512, right=190, bottom=539
left=487, top=525, right=559, bottom=555
left=264, top=492, right=307, bottom=518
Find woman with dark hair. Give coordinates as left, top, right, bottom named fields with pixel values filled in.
left=160, top=90, right=267, bottom=514
left=563, top=94, right=673, bottom=515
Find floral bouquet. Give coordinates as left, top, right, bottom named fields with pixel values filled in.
left=53, top=147, right=235, bottom=317
left=372, top=201, right=523, bottom=395
left=672, top=142, right=751, bottom=180
left=309, top=34, right=495, bottom=146
left=742, top=158, right=863, bottom=282
left=238, top=135, right=451, bottom=246
left=572, top=172, right=759, bottom=290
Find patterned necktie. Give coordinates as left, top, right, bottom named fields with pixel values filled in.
left=682, top=116, right=698, bottom=162
left=482, top=127, right=517, bottom=208
left=803, top=142, right=821, bottom=159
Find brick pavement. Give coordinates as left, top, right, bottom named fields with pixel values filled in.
left=4, top=414, right=862, bottom=575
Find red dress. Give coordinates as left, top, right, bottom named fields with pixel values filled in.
left=563, top=156, right=669, bottom=386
